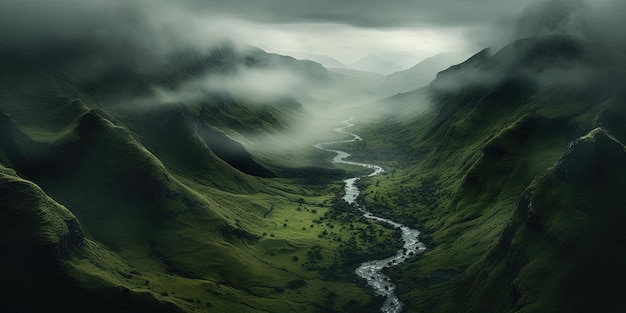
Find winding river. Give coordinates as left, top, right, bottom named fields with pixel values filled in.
left=314, top=118, right=427, bottom=313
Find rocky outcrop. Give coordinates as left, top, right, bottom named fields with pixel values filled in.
left=553, top=128, right=626, bottom=185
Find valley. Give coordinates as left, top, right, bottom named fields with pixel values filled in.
left=0, top=44, right=403, bottom=313
left=2, top=1, right=626, bottom=312
left=315, top=118, right=427, bottom=313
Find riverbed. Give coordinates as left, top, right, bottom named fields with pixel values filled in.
left=314, top=118, right=427, bottom=313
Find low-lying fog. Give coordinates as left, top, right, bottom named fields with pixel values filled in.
left=1, top=0, right=625, bottom=166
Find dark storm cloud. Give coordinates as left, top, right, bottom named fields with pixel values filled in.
left=459, top=0, right=626, bottom=52
left=0, top=0, right=530, bottom=69
left=177, top=0, right=529, bottom=28
left=0, top=0, right=254, bottom=78
left=0, top=1, right=146, bottom=49
left=2, top=1, right=623, bottom=47
left=0, top=0, right=486, bottom=72
left=586, top=0, right=626, bottom=50
left=1, top=0, right=624, bottom=72
left=0, top=0, right=163, bottom=70
left=511, top=0, right=626, bottom=50
left=515, top=0, right=592, bottom=38
left=0, top=0, right=528, bottom=44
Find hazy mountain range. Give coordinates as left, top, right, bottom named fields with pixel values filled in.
left=262, top=45, right=425, bottom=76
left=346, top=55, right=404, bottom=75
left=275, top=51, right=473, bottom=98
left=381, top=51, right=470, bottom=96
left=266, top=50, right=348, bottom=68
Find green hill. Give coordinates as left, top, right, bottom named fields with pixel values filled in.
left=0, top=44, right=392, bottom=312
left=3, top=23, right=626, bottom=313
left=346, top=34, right=626, bottom=312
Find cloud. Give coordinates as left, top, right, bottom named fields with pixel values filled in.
left=515, top=0, right=592, bottom=39
left=176, top=0, right=529, bottom=29
left=6, top=0, right=625, bottom=167
left=588, top=0, right=626, bottom=51
left=0, top=1, right=243, bottom=72
left=233, top=22, right=470, bottom=65
left=0, top=0, right=523, bottom=68
left=2, top=0, right=624, bottom=106
left=154, top=67, right=307, bottom=104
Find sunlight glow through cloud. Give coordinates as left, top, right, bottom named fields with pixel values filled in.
left=197, top=17, right=472, bottom=66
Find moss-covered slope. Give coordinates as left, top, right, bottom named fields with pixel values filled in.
left=349, top=35, right=626, bottom=312
left=0, top=45, right=383, bottom=312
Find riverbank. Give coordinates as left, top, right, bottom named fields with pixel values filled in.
left=315, top=118, right=426, bottom=313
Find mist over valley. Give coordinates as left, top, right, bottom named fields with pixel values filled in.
left=1, top=1, right=626, bottom=312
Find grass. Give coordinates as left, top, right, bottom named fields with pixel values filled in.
left=3, top=34, right=626, bottom=313
left=336, top=37, right=626, bottom=312
left=0, top=50, right=398, bottom=312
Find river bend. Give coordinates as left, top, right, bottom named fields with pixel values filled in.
left=314, top=118, right=427, bottom=313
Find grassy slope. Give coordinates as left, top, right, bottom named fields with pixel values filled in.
left=0, top=49, right=397, bottom=312
left=345, top=35, right=626, bottom=312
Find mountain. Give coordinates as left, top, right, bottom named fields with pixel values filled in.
left=351, top=34, right=626, bottom=312
left=348, top=55, right=404, bottom=75
left=283, top=51, right=347, bottom=68
left=0, top=44, right=391, bottom=313
left=252, top=45, right=347, bottom=69
left=3, top=18, right=626, bottom=313
left=381, top=51, right=469, bottom=96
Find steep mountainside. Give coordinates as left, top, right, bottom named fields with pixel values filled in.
left=381, top=51, right=469, bottom=96
left=349, top=34, right=626, bottom=312
left=0, top=44, right=387, bottom=313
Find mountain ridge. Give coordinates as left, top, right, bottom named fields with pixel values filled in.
left=2, top=25, right=626, bottom=313
left=382, top=51, right=469, bottom=96
left=349, top=54, right=404, bottom=75
left=0, top=42, right=386, bottom=312
left=349, top=34, right=626, bottom=312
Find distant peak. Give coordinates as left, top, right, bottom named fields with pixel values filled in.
left=348, top=55, right=403, bottom=75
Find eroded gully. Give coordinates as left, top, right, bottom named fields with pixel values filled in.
left=314, top=118, right=427, bottom=313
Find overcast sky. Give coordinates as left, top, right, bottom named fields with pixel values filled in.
left=171, top=0, right=530, bottom=65
left=0, top=0, right=623, bottom=68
